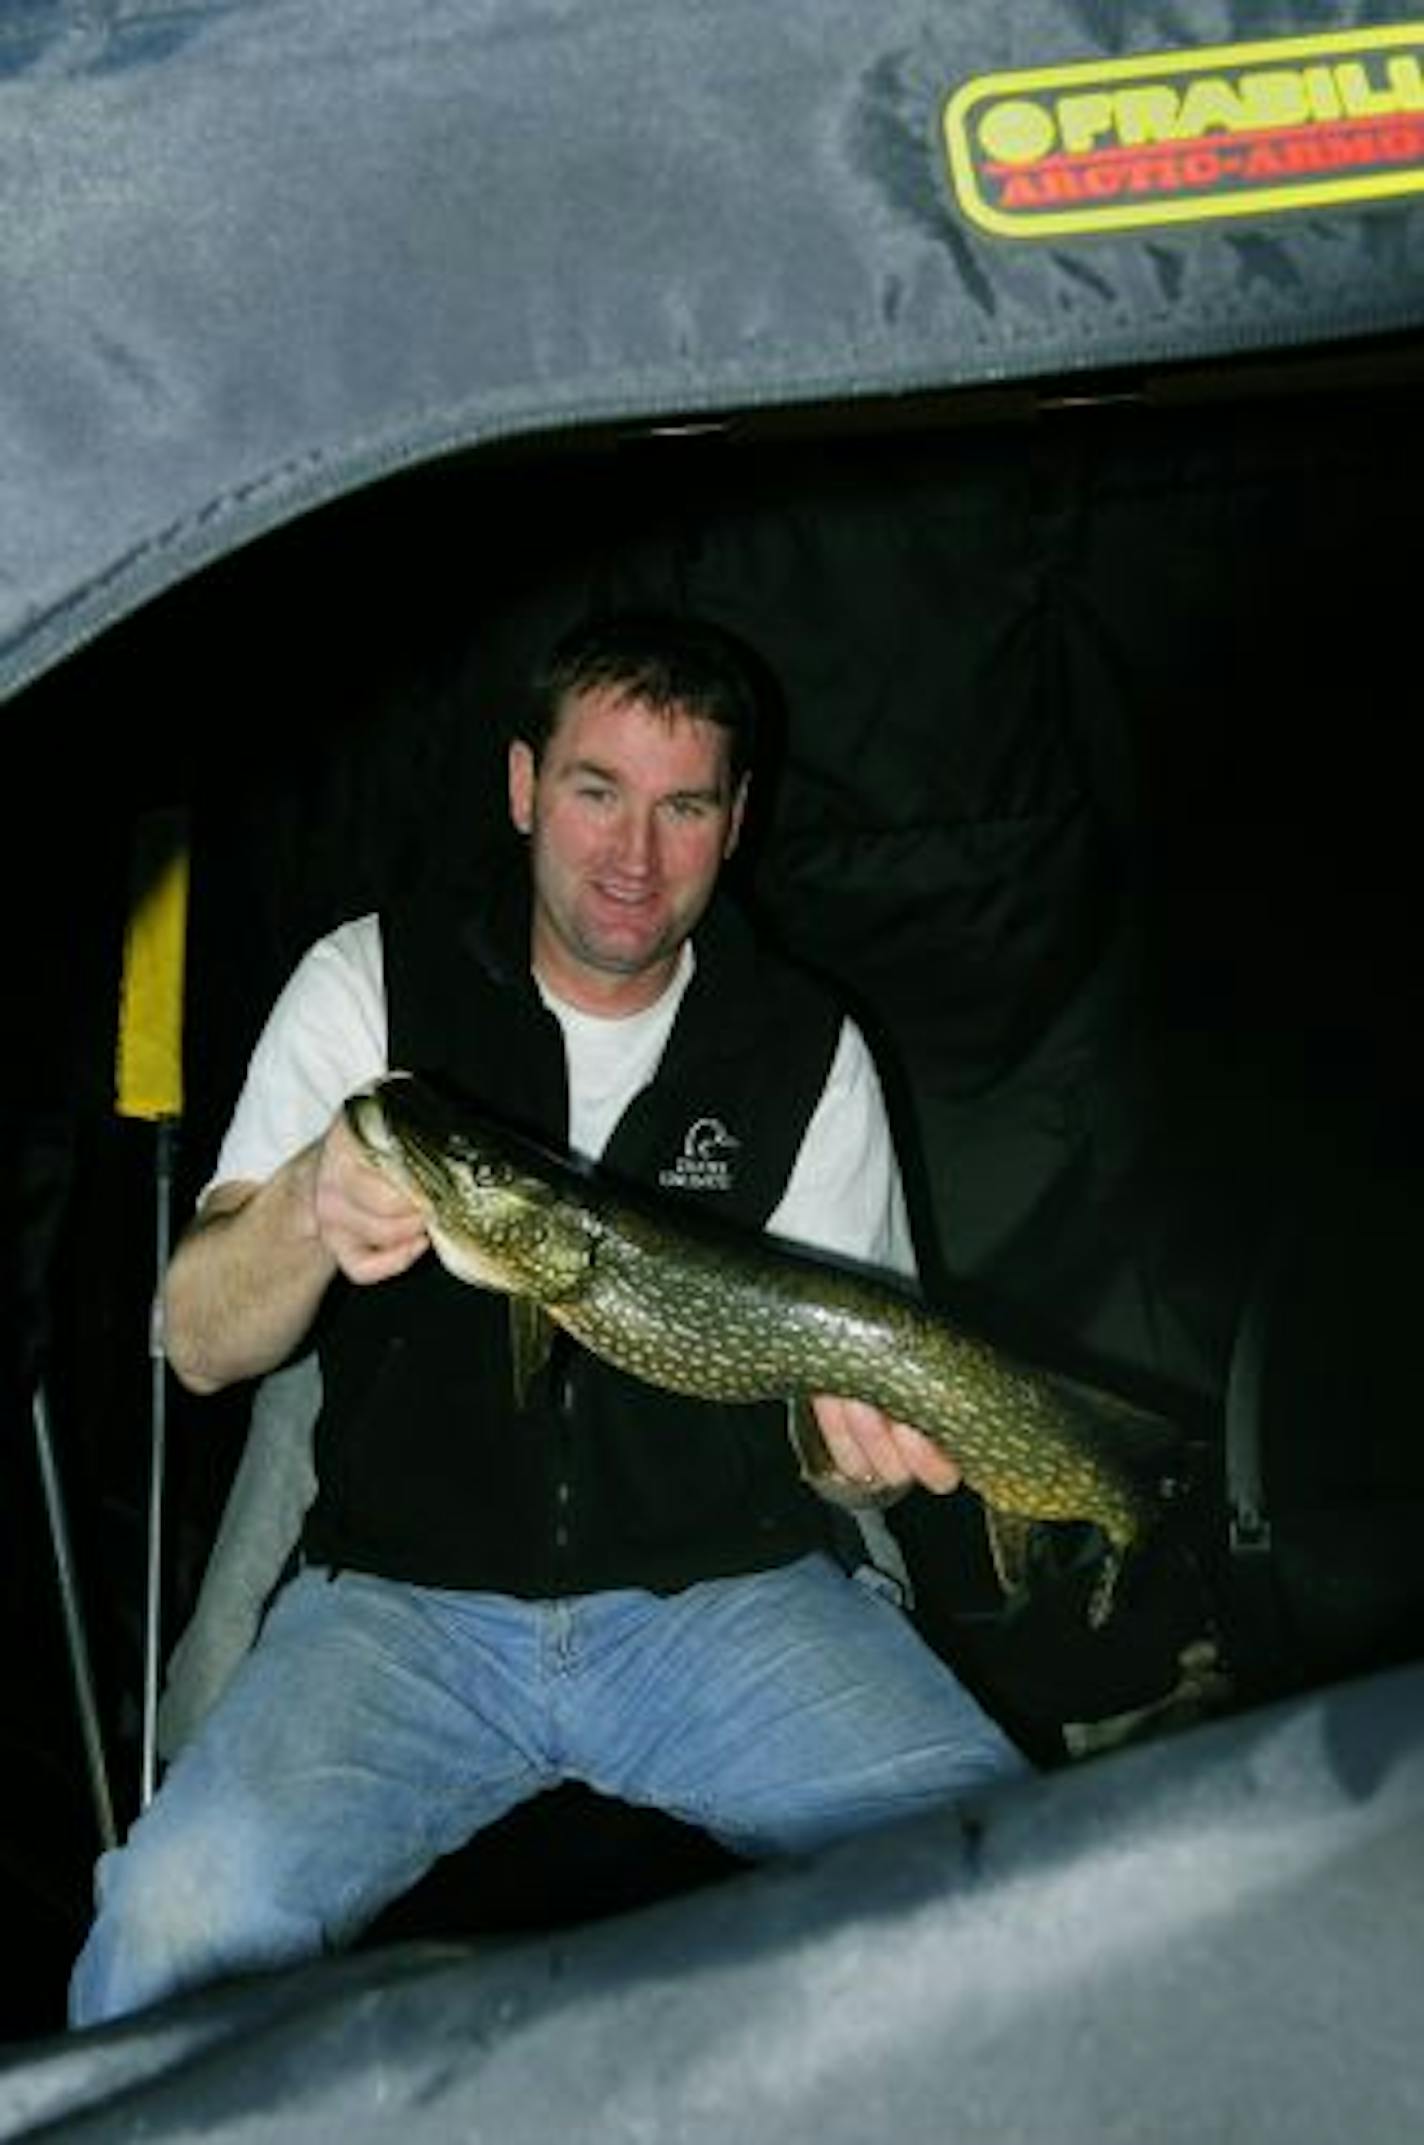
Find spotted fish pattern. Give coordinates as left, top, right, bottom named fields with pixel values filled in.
left=346, top=1074, right=1165, bottom=1600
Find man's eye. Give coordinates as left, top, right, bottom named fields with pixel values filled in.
left=666, top=796, right=711, bottom=821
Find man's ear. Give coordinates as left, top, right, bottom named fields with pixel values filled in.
left=724, top=773, right=750, bottom=858
left=508, top=739, right=536, bottom=835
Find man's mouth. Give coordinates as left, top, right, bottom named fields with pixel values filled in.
left=591, top=878, right=658, bottom=911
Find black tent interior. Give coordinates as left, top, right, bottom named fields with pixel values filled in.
left=3, top=0, right=1424, bottom=2132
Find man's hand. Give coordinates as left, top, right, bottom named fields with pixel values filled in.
left=164, top=1105, right=431, bottom=1395
left=313, top=1113, right=430, bottom=1285
left=809, top=1394, right=961, bottom=1503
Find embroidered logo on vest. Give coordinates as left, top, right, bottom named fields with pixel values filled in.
left=658, top=1116, right=741, bottom=1194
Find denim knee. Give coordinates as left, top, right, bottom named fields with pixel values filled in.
left=69, top=1804, right=324, bottom=2029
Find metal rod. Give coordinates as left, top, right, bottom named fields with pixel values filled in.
left=31, top=1382, right=118, bottom=1852
left=140, top=1116, right=177, bottom=1810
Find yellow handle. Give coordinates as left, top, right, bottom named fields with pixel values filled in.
left=116, top=812, right=188, bottom=1121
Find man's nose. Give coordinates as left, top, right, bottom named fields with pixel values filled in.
left=613, top=807, right=657, bottom=874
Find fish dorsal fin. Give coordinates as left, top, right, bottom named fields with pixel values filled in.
left=509, top=1297, right=556, bottom=1409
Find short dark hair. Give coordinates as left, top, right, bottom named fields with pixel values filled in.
left=522, top=612, right=761, bottom=782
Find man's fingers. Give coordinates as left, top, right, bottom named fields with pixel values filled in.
left=813, top=1395, right=903, bottom=1482
left=810, top=1395, right=961, bottom=1496
left=328, top=1201, right=429, bottom=1282
left=315, top=1112, right=430, bottom=1279
left=889, top=1420, right=961, bottom=1494
left=337, top=1226, right=430, bottom=1286
left=318, top=1114, right=416, bottom=1212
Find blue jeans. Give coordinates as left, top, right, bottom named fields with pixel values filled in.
left=69, top=1556, right=1027, bottom=2027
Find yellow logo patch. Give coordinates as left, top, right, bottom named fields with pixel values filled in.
left=943, top=22, right=1424, bottom=237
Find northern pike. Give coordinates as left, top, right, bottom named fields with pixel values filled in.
left=345, top=1073, right=1171, bottom=1619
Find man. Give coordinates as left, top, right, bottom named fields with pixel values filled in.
left=70, top=613, right=1027, bottom=2028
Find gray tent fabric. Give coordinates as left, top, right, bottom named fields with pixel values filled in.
left=4, top=1663, right=1422, bottom=2140
left=5, top=0, right=1424, bottom=2115
left=5, top=0, right=1424, bottom=702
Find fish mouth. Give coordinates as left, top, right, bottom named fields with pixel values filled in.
left=348, top=1073, right=427, bottom=1141
left=349, top=1077, right=552, bottom=1218
left=345, top=1076, right=469, bottom=1204
left=345, top=1085, right=399, bottom=1156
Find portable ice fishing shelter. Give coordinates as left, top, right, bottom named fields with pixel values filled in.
left=4, top=0, right=1424, bottom=2131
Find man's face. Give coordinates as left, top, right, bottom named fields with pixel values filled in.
left=508, top=684, right=748, bottom=1013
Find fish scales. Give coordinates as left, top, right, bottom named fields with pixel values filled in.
left=346, top=1075, right=1159, bottom=1560
left=540, top=1212, right=1145, bottom=1545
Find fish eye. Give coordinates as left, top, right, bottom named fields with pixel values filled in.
left=448, top=1135, right=495, bottom=1174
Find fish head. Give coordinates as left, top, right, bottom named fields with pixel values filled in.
left=344, top=1074, right=594, bottom=1302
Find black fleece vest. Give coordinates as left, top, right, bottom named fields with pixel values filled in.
left=302, top=878, right=845, bottom=1595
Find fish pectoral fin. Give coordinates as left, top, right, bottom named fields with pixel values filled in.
left=984, top=1507, right=1128, bottom=1629
left=788, top=1394, right=834, bottom=1481
left=1085, top=1548, right=1124, bottom=1631
left=982, top=1504, right=1036, bottom=1600
left=508, top=1297, right=555, bottom=1410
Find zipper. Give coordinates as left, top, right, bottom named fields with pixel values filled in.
left=551, top=1362, right=577, bottom=1570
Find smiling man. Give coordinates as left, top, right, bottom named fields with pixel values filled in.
left=69, top=612, right=1028, bottom=2029
left=509, top=674, right=748, bottom=1009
